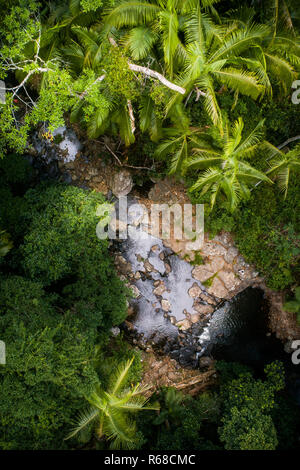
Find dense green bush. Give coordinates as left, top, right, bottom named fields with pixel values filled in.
left=188, top=93, right=300, bottom=148
left=0, top=169, right=130, bottom=449
left=0, top=275, right=100, bottom=449
left=138, top=387, right=221, bottom=450
left=19, top=183, right=128, bottom=329
left=218, top=362, right=285, bottom=450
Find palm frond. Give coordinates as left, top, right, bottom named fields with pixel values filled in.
left=110, top=357, right=134, bottom=395
left=65, top=406, right=99, bottom=440
left=105, top=1, right=160, bottom=28
left=264, top=52, right=296, bottom=90
left=234, top=119, right=265, bottom=157
left=209, top=24, right=269, bottom=62
left=213, top=67, right=264, bottom=100
left=124, top=26, right=157, bottom=60
left=168, top=137, right=188, bottom=175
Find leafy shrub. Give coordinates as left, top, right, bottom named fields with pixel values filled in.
left=138, top=387, right=220, bottom=450
left=0, top=275, right=99, bottom=450
left=20, top=183, right=128, bottom=329
left=218, top=361, right=285, bottom=450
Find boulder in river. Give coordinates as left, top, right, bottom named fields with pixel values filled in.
left=111, top=170, right=133, bottom=196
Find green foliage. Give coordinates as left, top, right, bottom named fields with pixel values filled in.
left=66, top=358, right=158, bottom=449
left=97, top=334, right=143, bottom=389
left=80, top=0, right=103, bottom=13
left=220, top=406, right=278, bottom=450
left=0, top=1, right=39, bottom=67
left=0, top=173, right=129, bottom=449
left=0, top=101, right=30, bottom=158
left=0, top=275, right=99, bottom=450
left=19, top=183, right=128, bottom=329
left=30, top=69, right=75, bottom=132
left=184, top=116, right=273, bottom=211
left=218, top=361, right=285, bottom=450
left=283, top=287, right=300, bottom=323
left=138, top=387, right=220, bottom=450
left=103, top=45, right=138, bottom=101
left=0, top=230, right=13, bottom=257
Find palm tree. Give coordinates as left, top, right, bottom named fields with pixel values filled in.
left=266, top=143, right=300, bottom=198
left=106, top=1, right=269, bottom=125
left=66, top=358, right=159, bottom=449
left=224, top=4, right=300, bottom=96
left=170, top=10, right=271, bottom=123
left=105, top=0, right=221, bottom=77
left=154, top=111, right=201, bottom=174
left=184, top=117, right=272, bottom=211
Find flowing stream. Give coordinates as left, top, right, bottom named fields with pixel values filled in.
left=28, top=128, right=300, bottom=403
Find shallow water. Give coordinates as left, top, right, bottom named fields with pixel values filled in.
left=116, top=199, right=210, bottom=343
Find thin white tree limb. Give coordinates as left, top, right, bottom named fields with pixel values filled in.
left=127, top=99, right=136, bottom=134
left=128, top=63, right=186, bottom=95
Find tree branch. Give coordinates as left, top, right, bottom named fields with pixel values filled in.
left=128, top=63, right=186, bottom=95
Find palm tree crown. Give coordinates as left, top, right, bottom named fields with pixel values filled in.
left=66, top=358, right=159, bottom=449
left=185, top=117, right=272, bottom=211
left=266, top=143, right=300, bottom=198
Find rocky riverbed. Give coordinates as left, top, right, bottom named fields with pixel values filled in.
left=27, top=124, right=300, bottom=370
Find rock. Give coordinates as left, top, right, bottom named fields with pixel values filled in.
left=109, top=219, right=128, bottom=233
left=193, top=303, right=214, bottom=315
left=217, top=269, right=241, bottom=291
left=212, top=232, right=232, bottom=248
left=134, top=271, right=141, bottom=280
left=65, top=161, right=75, bottom=170
left=151, top=244, right=159, bottom=252
left=188, top=283, right=202, bottom=298
left=127, top=306, right=135, bottom=316
left=153, top=281, right=166, bottom=296
left=130, top=285, right=141, bottom=298
left=92, top=176, right=104, bottom=184
left=201, top=241, right=227, bottom=257
left=224, top=246, right=239, bottom=264
left=192, top=265, right=214, bottom=283
left=176, top=319, right=192, bottom=331
left=169, top=315, right=176, bottom=325
left=144, top=260, right=154, bottom=273
left=159, top=252, right=165, bottom=260
left=164, top=262, right=171, bottom=274
left=284, top=340, right=296, bottom=354
left=110, top=326, right=120, bottom=336
left=190, top=313, right=201, bottom=323
left=199, top=292, right=217, bottom=305
left=111, top=170, right=133, bottom=196
left=198, top=356, right=214, bottom=369
left=207, top=277, right=229, bottom=299
left=128, top=204, right=146, bottom=226
left=88, top=167, right=98, bottom=177
left=209, top=256, right=225, bottom=272
left=168, top=372, right=179, bottom=381
left=161, top=299, right=171, bottom=312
